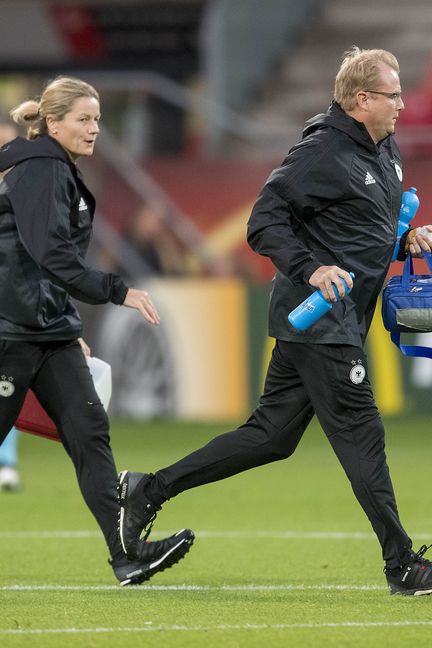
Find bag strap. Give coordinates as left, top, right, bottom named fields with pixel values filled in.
left=390, top=253, right=432, bottom=358
left=390, top=331, right=432, bottom=358
left=425, top=251, right=432, bottom=272
left=401, top=254, right=412, bottom=288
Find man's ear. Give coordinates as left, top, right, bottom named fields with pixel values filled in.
left=356, top=91, right=369, bottom=111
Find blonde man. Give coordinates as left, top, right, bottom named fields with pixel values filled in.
left=118, top=48, right=432, bottom=596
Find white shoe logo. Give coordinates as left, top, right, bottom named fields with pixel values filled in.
left=365, top=171, right=376, bottom=185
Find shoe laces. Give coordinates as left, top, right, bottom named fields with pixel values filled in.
left=141, top=498, right=161, bottom=540
left=413, top=544, right=432, bottom=564
left=143, top=517, right=156, bottom=541
left=384, top=544, right=432, bottom=575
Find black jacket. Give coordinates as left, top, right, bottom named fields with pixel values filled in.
left=0, top=135, right=128, bottom=341
left=247, top=102, right=403, bottom=345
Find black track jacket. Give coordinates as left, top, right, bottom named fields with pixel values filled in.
left=0, top=135, right=128, bottom=341
left=247, top=101, right=404, bottom=346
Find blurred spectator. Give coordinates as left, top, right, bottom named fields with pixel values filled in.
left=95, top=195, right=258, bottom=281
left=121, top=200, right=187, bottom=279
left=0, top=118, right=21, bottom=492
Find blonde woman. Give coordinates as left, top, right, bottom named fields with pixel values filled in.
left=0, top=77, right=193, bottom=584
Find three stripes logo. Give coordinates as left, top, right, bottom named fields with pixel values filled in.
left=365, top=171, right=376, bottom=185
left=78, top=197, right=88, bottom=211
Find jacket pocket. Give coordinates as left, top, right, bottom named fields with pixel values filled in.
left=38, top=279, right=69, bottom=325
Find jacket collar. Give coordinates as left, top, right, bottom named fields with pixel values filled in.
left=302, top=101, right=392, bottom=154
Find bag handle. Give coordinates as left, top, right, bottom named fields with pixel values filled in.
left=401, top=251, right=432, bottom=288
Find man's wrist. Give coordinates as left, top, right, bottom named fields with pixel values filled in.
left=302, top=259, right=321, bottom=283
left=404, top=228, right=415, bottom=251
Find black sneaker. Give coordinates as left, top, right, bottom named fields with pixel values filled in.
left=117, top=471, right=161, bottom=558
left=385, top=544, right=432, bottom=596
left=110, top=528, right=195, bottom=586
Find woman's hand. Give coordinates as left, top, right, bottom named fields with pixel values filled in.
left=123, top=288, right=160, bottom=325
left=78, top=337, right=91, bottom=357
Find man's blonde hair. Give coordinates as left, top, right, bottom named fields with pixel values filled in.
left=334, top=46, right=400, bottom=111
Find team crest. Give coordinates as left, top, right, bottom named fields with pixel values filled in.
left=349, top=360, right=365, bottom=385
left=0, top=375, right=15, bottom=397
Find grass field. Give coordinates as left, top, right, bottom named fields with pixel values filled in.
left=2, top=416, right=432, bottom=647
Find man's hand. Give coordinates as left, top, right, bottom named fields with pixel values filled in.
left=405, top=225, right=432, bottom=257
left=123, top=288, right=160, bottom=325
left=308, top=265, right=353, bottom=302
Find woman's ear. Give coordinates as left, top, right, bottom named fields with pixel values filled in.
left=46, top=115, right=58, bottom=136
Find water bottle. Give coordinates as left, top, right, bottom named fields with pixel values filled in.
left=288, top=272, right=355, bottom=332
left=391, top=187, right=420, bottom=261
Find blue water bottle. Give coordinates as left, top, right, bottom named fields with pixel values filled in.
left=288, top=272, right=355, bottom=332
left=391, top=187, right=420, bottom=261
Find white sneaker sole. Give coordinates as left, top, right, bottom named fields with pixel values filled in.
left=119, top=530, right=194, bottom=586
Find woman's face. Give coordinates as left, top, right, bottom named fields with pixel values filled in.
left=47, top=96, right=100, bottom=160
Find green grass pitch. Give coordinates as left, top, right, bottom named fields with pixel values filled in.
left=1, top=416, right=432, bottom=647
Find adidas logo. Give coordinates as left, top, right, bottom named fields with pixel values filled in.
left=78, top=197, right=88, bottom=211
left=365, top=171, right=376, bottom=185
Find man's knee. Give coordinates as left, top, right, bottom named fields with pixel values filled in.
left=249, top=403, right=307, bottom=458
left=258, top=425, right=303, bottom=461
left=269, top=439, right=299, bottom=461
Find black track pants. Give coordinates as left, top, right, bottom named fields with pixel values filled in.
left=149, top=340, right=412, bottom=568
left=0, top=339, right=122, bottom=558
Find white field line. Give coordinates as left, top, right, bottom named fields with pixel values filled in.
left=0, top=584, right=386, bottom=592
left=0, top=529, right=431, bottom=541
left=1, top=620, right=432, bottom=635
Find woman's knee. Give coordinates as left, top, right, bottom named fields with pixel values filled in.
left=59, top=404, right=110, bottom=448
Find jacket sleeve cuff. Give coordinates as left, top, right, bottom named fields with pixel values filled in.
left=396, top=228, right=412, bottom=261
left=302, top=259, right=322, bottom=283
left=110, top=277, right=129, bottom=305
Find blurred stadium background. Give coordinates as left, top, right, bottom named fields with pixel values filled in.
left=2, top=0, right=432, bottom=422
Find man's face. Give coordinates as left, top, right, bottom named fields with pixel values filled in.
left=362, top=64, right=404, bottom=143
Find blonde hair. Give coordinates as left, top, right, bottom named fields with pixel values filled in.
left=10, top=76, right=99, bottom=140
left=334, top=46, right=400, bottom=111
